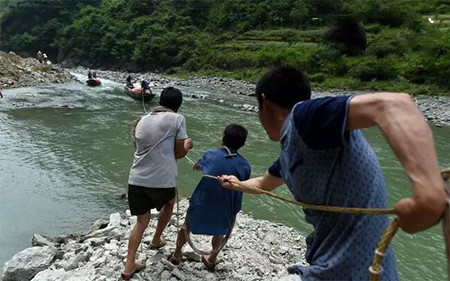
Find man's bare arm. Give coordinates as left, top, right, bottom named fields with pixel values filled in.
left=347, top=92, right=447, bottom=233
left=175, top=138, right=193, bottom=159
left=219, top=171, right=285, bottom=195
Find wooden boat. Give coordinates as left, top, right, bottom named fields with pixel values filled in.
left=86, top=78, right=101, bottom=86
left=124, top=86, right=155, bottom=102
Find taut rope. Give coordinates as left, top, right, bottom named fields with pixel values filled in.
left=202, top=169, right=450, bottom=281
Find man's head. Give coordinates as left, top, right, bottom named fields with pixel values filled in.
left=159, top=87, right=183, bottom=112
left=255, top=66, right=310, bottom=141
left=222, top=124, right=248, bottom=151
left=256, top=66, right=311, bottom=109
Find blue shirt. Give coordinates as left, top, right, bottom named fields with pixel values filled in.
left=269, top=96, right=398, bottom=281
left=187, top=147, right=251, bottom=235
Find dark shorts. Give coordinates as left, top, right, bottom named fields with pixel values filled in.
left=128, top=184, right=175, bottom=216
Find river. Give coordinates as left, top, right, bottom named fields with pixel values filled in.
left=0, top=74, right=449, bottom=280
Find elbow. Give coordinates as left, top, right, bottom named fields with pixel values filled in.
left=175, top=150, right=187, bottom=159
left=375, top=93, right=417, bottom=124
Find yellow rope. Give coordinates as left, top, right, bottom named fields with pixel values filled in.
left=202, top=174, right=394, bottom=215
left=369, top=218, right=400, bottom=281
left=201, top=169, right=449, bottom=281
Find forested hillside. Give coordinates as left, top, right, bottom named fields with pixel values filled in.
left=0, top=0, right=449, bottom=94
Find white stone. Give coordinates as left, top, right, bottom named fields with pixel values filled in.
left=108, top=213, right=121, bottom=228
left=31, top=268, right=65, bottom=281
left=2, top=246, right=56, bottom=281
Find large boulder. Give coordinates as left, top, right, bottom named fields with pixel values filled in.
left=1, top=246, right=56, bottom=281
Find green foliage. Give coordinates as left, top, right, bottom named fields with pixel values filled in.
left=0, top=0, right=448, bottom=94
left=347, top=56, right=398, bottom=81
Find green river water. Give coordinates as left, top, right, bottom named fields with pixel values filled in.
left=0, top=74, right=449, bottom=280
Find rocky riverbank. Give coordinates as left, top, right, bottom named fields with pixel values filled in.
left=0, top=51, right=75, bottom=89
left=1, top=199, right=307, bottom=281
left=0, top=51, right=448, bottom=126
left=70, top=66, right=450, bottom=127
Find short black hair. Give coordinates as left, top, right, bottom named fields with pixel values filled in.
left=223, top=124, right=248, bottom=150
left=324, top=18, right=367, bottom=55
left=159, top=87, right=183, bottom=111
left=255, top=66, right=311, bottom=108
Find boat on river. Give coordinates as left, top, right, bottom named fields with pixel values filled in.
left=124, top=86, right=155, bottom=102
left=86, top=78, right=101, bottom=86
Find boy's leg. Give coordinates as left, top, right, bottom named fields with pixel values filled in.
left=151, top=198, right=175, bottom=246
left=124, top=212, right=150, bottom=273
left=172, top=224, right=188, bottom=260
left=207, top=235, right=224, bottom=263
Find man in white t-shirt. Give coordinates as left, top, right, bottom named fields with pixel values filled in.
left=122, top=87, right=193, bottom=280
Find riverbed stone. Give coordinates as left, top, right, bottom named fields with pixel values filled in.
left=2, top=199, right=308, bottom=281
left=1, top=246, right=56, bottom=281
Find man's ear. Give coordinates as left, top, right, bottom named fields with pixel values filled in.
left=261, top=94, right=272, bottom=111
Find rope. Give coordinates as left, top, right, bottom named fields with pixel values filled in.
left=202, top=174, right=395, bottom=215
left=141, top=88, right=147, bottom=113
left=369, top=218, right=400, bottom=281
left=179, top=154, right=237, bottom=257
left=202, top=169, right=449, bottom=281
left=184, top=216, right=236, bottom=256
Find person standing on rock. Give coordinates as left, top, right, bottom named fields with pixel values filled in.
left=122, top=86, right=193, bottom=280
left=219, top=66, right=447, bottom=281
left=170, top=124, right=251, bottom=271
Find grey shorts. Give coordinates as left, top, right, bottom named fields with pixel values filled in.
left=128, top=184, right=175, bottom=215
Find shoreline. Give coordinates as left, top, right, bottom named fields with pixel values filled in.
left=1, top=199, right=307, bottom=281
left=71, top=66, right=450, bottom=127
left=1, top=53, right=449, bottom=126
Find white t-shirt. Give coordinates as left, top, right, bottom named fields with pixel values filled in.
left=128, top=111, right=188, bottom=188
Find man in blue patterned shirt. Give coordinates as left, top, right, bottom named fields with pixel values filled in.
left=220, top=66, right=447, bottom=281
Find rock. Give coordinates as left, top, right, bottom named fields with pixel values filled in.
left=30, top=268, right=66, bottom=281
left=32, top=234, right=55, bottom=247
left=108, top=213, right=122, bottom=228
left=2, top=199, right=308, bottom=281
left=1, top=246, right=56, bottom=281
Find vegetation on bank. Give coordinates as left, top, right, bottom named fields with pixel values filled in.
left=0, top=0, right=449, bottom=95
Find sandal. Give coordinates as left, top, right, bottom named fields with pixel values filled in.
left=168, top=252, right=181, bottom=265
left=149, top=238, right=166, bottom=250
left=120, top=261, right=146, bottom=280
left=201, top=255, right=218, bottom=272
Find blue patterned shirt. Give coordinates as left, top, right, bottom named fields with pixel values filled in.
left=269, top=96, right=398, bottom=281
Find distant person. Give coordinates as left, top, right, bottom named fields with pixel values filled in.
left=0, top=91, right=3, bottom=98
left=88, top=70, right=93, bottom=79
left=140, top=80, right=150, bottom=93
left=37, top=50, right=43, bottom=63
left=170, top=124, right=251, bottom=271
left=126, top=75, right=134, bottom=88
left=42, top=53, right=48, bottom=64
left=121, top=87, right=193, bottom=280
left=92, top=71, right=97, bottom=78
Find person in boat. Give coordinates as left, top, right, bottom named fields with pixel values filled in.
left=219, top=66, right=447, bottom=281
left=92, top=71, right=97, bottom=78
left=88, top=70, right=93, bottom=79
left=126, top=75, right=134, bottom=89
left=122, top=86, right=193, bottom=280
left=170, top=124, right=251, bottom=271
left=140, top=80, right=150, bottom=93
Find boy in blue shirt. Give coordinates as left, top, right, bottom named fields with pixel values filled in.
left=170, top=124, right=251, bottom=271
